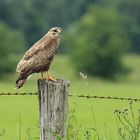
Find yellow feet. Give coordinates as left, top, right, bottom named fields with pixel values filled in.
left=47, top=72, right=57, bottom=82
left=40, top=71, right=57, bottom=82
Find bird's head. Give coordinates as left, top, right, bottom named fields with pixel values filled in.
left=48, top=27, right=62, bottom=37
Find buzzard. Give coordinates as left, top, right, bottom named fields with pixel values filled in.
left=16, top=27, right=62, bottom=89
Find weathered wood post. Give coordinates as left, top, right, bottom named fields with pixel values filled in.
left=38, top=79, right=69, bottom=140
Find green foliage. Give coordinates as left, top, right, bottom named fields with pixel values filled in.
left=0, top=0, right=94, bottom=47
left=0, top=0, right=46, bottom=46
left=116, top=0, right=140, bottom=53
left=0, top=129, right=5, bottom=136
left=105, top=0, right=140, bottom=53
left=66, top=107, right=97, bottom=140
left=70, top=6, right=130, bottom=78
left=115, top=102, right=140, bottom=140
left=0, top=22, right=25, bottom=77
left=0, top=0, right=140, bottom=54
left=0, top=0, right=140, bottom=77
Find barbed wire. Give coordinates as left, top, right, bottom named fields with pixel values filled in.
left=0, top=92, right=140, bottom=102
left=68, top=95, right=140, bottom=102
left=0, top=92, right=37, bottom=96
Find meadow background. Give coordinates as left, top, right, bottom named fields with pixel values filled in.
left=0, top=0, right=140, bottom=139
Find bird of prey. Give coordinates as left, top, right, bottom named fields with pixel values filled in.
left=16, top=27, right=62, bottom=89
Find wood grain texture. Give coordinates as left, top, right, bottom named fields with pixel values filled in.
left=38, top=79, right=69, bottom=140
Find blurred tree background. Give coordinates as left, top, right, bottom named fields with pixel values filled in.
left=0, top=0, right=140, bottom=79
left=69, top=5, right=130, bottom=79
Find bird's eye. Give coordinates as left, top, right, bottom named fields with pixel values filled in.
left=53, top=29, right=57, bottom=32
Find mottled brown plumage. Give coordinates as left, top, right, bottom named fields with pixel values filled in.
left=16, top=27, right=62, bottom=89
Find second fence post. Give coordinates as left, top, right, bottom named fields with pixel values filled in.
left=38, top=79, right=69, bottom=140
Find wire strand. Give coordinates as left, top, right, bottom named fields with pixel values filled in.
left=0, top=92, right=140, bottom=102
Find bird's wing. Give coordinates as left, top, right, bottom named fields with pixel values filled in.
left=23, top=37, right=50, bottom=60
left=16, top=36, right=58, bottom=73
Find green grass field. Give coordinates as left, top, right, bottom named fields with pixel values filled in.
left=0, top=55, right=140, bottom=139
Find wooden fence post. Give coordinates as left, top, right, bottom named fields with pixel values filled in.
left=38, top=79, right=69, bottom=140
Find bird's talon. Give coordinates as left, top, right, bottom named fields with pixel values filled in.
left=48, top=76, right=57, bottom=82
left=47, top=71, right=57, bottom=82
left=48, top=78, right=57, bottom=82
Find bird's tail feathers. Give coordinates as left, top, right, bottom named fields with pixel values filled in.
left=15, top=79, right=26, bottom=89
